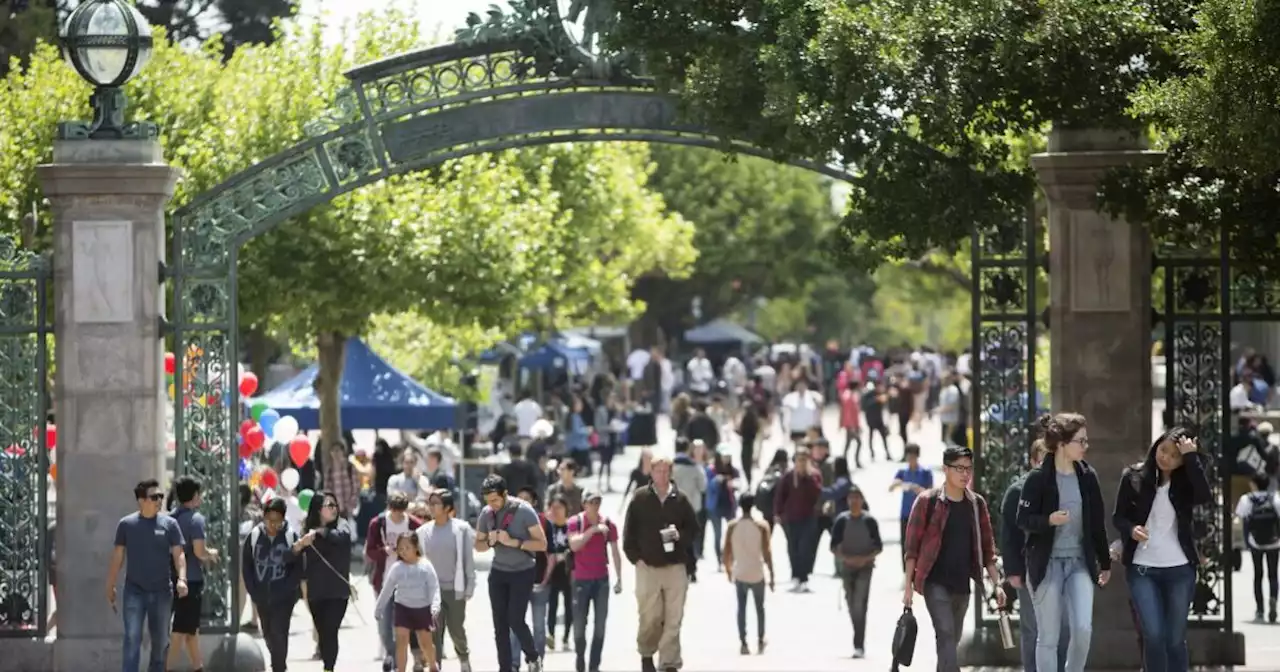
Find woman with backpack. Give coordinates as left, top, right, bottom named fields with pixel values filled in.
left=1113, top=426, right=1211, bottom=672
left=1236, top=472, right=1280, bottom=622
left=754, top=449, right=791, bottom=533
left=1016, top=413, right=1112, bottom=672
left=300, top=490, right=355, bottom=672
left=708, top=447, right=742, bottom=567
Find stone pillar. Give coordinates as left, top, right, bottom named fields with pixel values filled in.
left=1033, top=128, right=1243, bottom=667
left=37, top=139, right=178, bottom=670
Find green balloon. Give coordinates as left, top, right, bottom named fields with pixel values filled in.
left=297, top=489, right=314, bottom=511
left=250, top=401, right=268, bottom=421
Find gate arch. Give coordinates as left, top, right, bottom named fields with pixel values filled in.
left=169, top=32, right=854, bottom=630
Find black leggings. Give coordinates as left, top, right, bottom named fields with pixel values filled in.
left=258, top=599, right=296, bottom=672
left=1254, top=548, right=1280, bottom=612
left=308, top=597, right=348, bottom=670
left=867, top=422, right=890, bottom=460
left=547, top=565, right=573, bottom=641
left=741, top=432, right=757, bottom=485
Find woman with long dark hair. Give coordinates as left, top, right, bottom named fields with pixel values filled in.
left=738, top=400, right=761, bottom=486
left=1113, top=426, right=1211, bottom=672
left=1016, top=413, right=1112, bottom=672
left=301, top=490, right=354, bottom=672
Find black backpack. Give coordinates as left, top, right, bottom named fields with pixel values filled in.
left=754, top=469, right=782, bottom=515
left=1247, top=491, right=1280, bottom=547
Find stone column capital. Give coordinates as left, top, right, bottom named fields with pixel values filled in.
left=1031, top=149, right=1163, bottom=210
left=37, top=163, right=180, bottom=199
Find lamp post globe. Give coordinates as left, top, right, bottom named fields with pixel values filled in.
left=57, top=0, right=156, bottom=140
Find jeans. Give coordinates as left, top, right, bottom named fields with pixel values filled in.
left=1127, top=563, right=1196, bottom=672
left=841, top=568, right=871, bottom=650
left=1252, top=548, right=1280, bottom=613
left=121, top=583, right=172, bottom=672
left=496, top=568, right=537, bottom=670
left=922, top=582, right=969, bottom=672
left=735, top=580, right=765, bottom=643
left=308, top=597, right=348, bottom=670
left=709, top=514, right=724, bottom=563
left=547, top=567, right=573, bottom=643
left=782, top=518, right=818, bottom=581
left=257, top=598, right=297, bottom=672
left=1018, top=585, right=1068, bottom=672
left=573, top=578, right=611, bottom=671
left=1031, top=557, right=1094, bottom=672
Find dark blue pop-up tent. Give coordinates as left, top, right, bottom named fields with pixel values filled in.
left=519, top=339, right=592, bottom=374
left=254, top=337, right=458, bottom=430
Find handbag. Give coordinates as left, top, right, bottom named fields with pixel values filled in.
left=890, top=606, right=918, bottom=669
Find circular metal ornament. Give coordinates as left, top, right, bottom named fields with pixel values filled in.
left=59, top=0, right=154, bottom=88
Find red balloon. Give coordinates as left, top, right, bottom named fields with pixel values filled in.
left=238, top=372, right=259, bottom=398
left=244, top=426, right=266, bottom=450
left=4, top=444, right=23, bottom=457
left=45, top=424, right=56, bottom=449
left=259, top=468, right=279, bottom=489
left=239, top=419, right=255, bottom=437
left=238, top=441, right=255, bottom=459
left=164, top=352, right=176, bottom=375
left=288, top=436, right=311, bottom=467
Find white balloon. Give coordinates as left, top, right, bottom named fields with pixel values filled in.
left=280, top=467, right=300, bottom=492
left=272, top=415, right=300, bottom=444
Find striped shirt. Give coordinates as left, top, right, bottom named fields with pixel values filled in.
left=567, top=513, right=617, bottom=581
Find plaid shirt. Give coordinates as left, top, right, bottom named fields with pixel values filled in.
left=903, top=488, right=997, bottom=595
left=324, top=452, right=360, bottom=516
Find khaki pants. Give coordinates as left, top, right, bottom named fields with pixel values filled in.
left=635, top=562, right=688, bottom=668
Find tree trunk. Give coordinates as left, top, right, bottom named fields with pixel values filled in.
left=315, top=331, right=346, bottom=451
left=246, top=328, right=271, bottom=382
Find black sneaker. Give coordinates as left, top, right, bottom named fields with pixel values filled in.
left=641, top=655, right=657, bottom=672
left=1271, top=599, right=1277, bottom=623
left=1258, top=609, right=1265, bottom=622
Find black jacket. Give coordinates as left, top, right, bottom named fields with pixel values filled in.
left=622, top=483, right=699, bottom=568
left=1112, top=444, right=1212, bottom=568
left=1016, top=459, right=1111, bottom=590
left=300, top=524, right=353, bottom=601
left=1000, top=472, right=1030, bottom=579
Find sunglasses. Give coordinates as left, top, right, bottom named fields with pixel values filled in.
left=144, top=493, right=164, bottom=501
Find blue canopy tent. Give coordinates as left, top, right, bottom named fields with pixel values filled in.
left=519, top=340, right=592, bottom=375
left=556, top=332, right=603, bottom=356
left=253, top=337, right=458, bottom=430
left=683, top=318, right=764, bottom=346
left=477, top=341, right=523, bottom=363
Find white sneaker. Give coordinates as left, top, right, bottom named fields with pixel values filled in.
left=799, top=582, right=812, bottom=593
left=528, top=658, right=544, bottom=672
left=853, top=648, right=865, bottom=659
left=788, top=579, right=802, bottom=592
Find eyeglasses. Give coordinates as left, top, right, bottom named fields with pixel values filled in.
left=145, top=493, right=164, bottom=501
left=947, top=464, right=973, bottom=474
left=1071, top=438, right=1090, bottom=447
left=322, top=502, right=338, bottom=509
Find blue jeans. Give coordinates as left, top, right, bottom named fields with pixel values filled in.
left=573, top=578, right=610, bottom=671
left=1030, top=557, right=1094, bottom=672
left=510, top=581, right=548, bottom=669
left=736, top=580, right=766, bottom=642
left=1018, top=585, right=1067, bottom=672
left=782, top=518, right=818, bottom=581
left=1127, top=563, right=1196, bottom=672
left=121, top=583, right=172, bottom=672
left=709, top=514, right=724, bottom=563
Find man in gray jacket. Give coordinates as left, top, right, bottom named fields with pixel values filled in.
left=671, top=438, right=707, bottom=580
left=421, top=490, right=477, bottom=672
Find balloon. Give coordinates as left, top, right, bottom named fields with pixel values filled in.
left=244, top=426, right=266, bottom=450
left=164, top=352, right=176, bottom=375
left=239, top=419, right=255, bottom=437
left=168, top=383, right=175, bottom=399
left=238, top=459, right=252, bottom=480
left=297, top=488, right=314, bottom=511
left=273, top=415, right=300, bottom=444
left=259, top=467, right=278, bottom=489
left=280, top=467, right=300, bottom=491
left=250, top=401, right=268, bottom=421
left=258, top=409, right=281, bottom=438
left=288, top=435, right=311, bottom=467
left=49, top=463, right=56, bottom=479
left=3, top=444, right=22, bottom=457
left=45, top=424, right=56, bottom=449
left=239, top=372, right=259, bottom=397
left=248, top=469, right=262, bottom=489
left=238, top=440, right=256, bottom=459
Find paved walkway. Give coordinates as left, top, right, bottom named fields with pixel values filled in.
left=239, top=408, right=1280, bottom=671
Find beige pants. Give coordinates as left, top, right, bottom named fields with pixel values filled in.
left=635, top=562, right=689, bottom=668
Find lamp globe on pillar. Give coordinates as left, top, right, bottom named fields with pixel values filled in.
left=57, top=0, right=157, bottom=140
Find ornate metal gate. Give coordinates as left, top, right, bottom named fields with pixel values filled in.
left=0, top=231, right=52, bottom=637
left=970, top=210, right=1045, bottom=626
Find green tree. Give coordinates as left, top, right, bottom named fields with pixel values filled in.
left=635, top=145, right=840, bottom=342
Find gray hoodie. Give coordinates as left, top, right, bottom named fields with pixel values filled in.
left=672, top=453, right=708, bottom=513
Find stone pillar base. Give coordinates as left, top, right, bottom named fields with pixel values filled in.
left=959, top=624, right=1245, bottom=669
left=0, top=633, right=265, bottom=672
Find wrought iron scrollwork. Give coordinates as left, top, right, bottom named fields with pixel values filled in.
left=0, top=232, right=51, bottom=636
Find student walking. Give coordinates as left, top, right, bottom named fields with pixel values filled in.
left=830, top=487, right=880, bottom=658
left=1237, top=473, right=1280, bottom=622
left=1001, top=438, right=1067, bottom=672
left=773, top=448, right=822, bottom=592
left=1017, top=414, right=1112, bottom=672
left=375, top=532, right=441, bottom=672
left=300, top=491, right=355, bottom=672
left=544, top=496, right=574, bottom=651
left=623, top=455, right=699, bottom=672
left=367, top=492, right=425, bottom=670
left=511, top=486, right=552, bottom=668
left=567, top=490, right=624, bottom=672
left=1113, top=427, right=1211, bottom=672
left=242, top=497, right=305, bottom=672
left=106, top=479, right=187, bottom=672
left=890, top=443, right=932, bottom=570
left=722, top=493, right=774, bottom=655
left=476, top=475, right=548, bottom=672
left=902, top=445, right=1004, bottom=672
left=168, top=476, right=219, bottom=672
left=420, top=490, right=476, bottom=671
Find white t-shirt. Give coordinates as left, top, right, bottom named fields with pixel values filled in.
left=687, top=357, right=714, bottom=393
left=1236, top=491, right=1280, bottom=550
left=626, top=350, right=651, bottom=380
left=660, top=359, right=674, bottom=393
left=754, top=364, right=777, bottom=391
left=382, top=513, right=411, bottom=549
left=1230, top=383, right=1254, bottom=410
left=1133, top=483, right=1190, bottom=568
left=514, top=399, right=543, bottom=437
left=782, top=390, right=823, bottom=432
left=723, top=357, right=747, bottom=388
left=957, top=353, right=972, bottom=376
